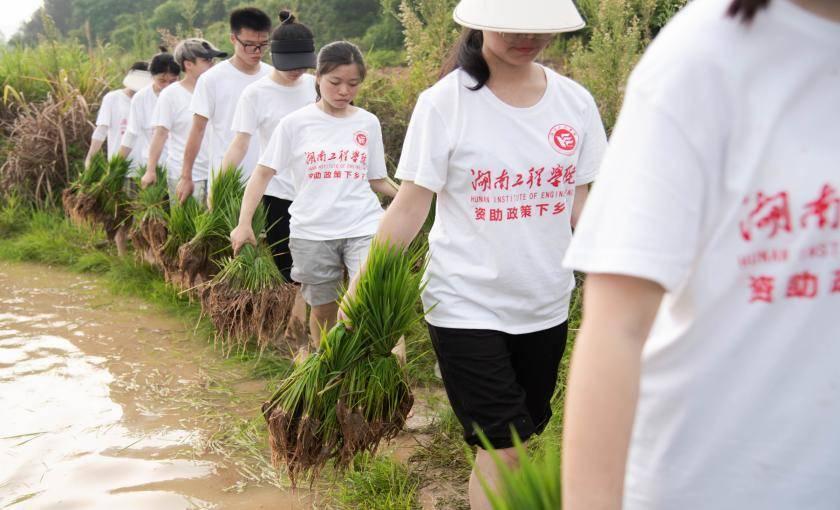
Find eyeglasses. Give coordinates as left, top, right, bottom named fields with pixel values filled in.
left=498, top=32, right=555, bottom=42
left=233, top=34, right=270, bottom=54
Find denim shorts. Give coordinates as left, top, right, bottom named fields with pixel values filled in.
left=289, top=235, right=373, bottom=306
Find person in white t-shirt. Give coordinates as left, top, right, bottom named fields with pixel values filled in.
left=140, top=39, right=228, bottom=206
left=561, top=1, right=840, bottom=509
left=341, top=1, right=606, bottom=507
left=222, top=10, right=317, bottom=281
left=113, top=50, right=179, bottom=256
left=118, top=50, right=180, bottom=174
left=83, top=62, right=151, bottom=168
left=231, top=41, right=398, bottom=345
left=176, top=7, right=273, bottom=204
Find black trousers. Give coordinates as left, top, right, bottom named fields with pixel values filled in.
left=261, top=195, right=293, bottom=282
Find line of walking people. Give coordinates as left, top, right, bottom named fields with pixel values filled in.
left=85, top=0, right=840, bottom=509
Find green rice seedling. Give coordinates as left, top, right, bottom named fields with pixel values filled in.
left=178, top=167, right=245, bottom=286
left=262, top=240, right=428, bottom=483
left=202, top=241, right=296, bottom=355
left=86, top=155, right=131, bottom=239
left=161, top=196, right=201, bottom=283
left=128, top=166, right=168, bottom=261
left=339, top=239, right=429, bottom=357
left=61, top=152, right=107, bottom=224
left=476, top=430, right=562, bottom=510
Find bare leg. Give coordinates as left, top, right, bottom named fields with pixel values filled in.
left=283, top=287, right=309, bottom=351
left=309, top=301, right=339, bottom=349
left=469, top=446, right=520, bottom=510
left=115, top=226, right=129, bottom=257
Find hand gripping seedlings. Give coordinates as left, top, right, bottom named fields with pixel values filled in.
left=262, top=240, right=427, bottom=483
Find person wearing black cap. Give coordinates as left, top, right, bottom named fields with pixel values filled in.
left=222, top=11, right=315, bottom=272
left=176, top=7, right=273, bottom=204
left=141, top=38, right=228, bottom=206
left=221, top=10, right=317, bottom=347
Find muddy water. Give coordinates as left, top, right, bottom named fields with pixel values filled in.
left=0, top=262, right=310, bottom=509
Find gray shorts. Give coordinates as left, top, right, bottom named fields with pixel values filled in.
left=289, top=235, right=373, bottom=306
left=167, top=178, right=207, bottom=207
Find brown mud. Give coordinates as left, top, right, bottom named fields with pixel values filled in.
left=0, top=262, right=311, bottom=509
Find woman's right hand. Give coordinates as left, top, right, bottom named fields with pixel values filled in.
left=230, top=224, right=257, bottom=255
left=140, top=169, right=156, bottom=189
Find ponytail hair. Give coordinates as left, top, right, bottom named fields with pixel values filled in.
left=440, top=29, right=489, bottom=91
left=727, top=0, right=771, bottom=22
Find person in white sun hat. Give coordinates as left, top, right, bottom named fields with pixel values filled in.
left=341, top=0, right=606, bottom=508
left=562, top=0, right=840, bottom=509
left=83, top=62, right=151, bottom=169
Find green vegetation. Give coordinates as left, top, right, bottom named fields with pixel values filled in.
left=334, top=452, right=422, bottom=510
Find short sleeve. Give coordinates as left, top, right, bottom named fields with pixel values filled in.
left=394, top=94, right=451, bottom=193
left=563, top=89, right=708, bottom=291
left=151, top=92, right=172, bottom=130
left=367, top=117, right=388, bottom=180
left=121, top=97, right=143, bottom=148
left=190, top=73, right=213, bottom=119
left=575, top=95, right=608, bottom=185
left=231, top=91, right=258, bottom=135
left=96, top=93, right=113, bottom=127
left=258, top=119, right=291, bottom=175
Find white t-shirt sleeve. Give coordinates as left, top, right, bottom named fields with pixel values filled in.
left=151, top=92, right=172, bottom=130
left=394, top=94, right=451, bottom=192
left=563, top=89, right=708, bottom=291
left=190, top=73, right=213, bottom=119
left=121, top=98, right=142, bottom=148
left=95, top=93, right=113, bottom=129
left=576, top=94, right=608, bottom=185
left=367, top=117, right=388, bottom=180
left=230, top=91, right=258, bottom=135
left=258, top=120, right=291, bottom=175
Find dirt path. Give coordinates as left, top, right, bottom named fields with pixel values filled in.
left=0, top=262, right=310, bottom=509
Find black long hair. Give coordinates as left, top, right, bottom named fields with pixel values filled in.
left=727, top=0, right=771, bottom=22
left=440, top=29, right=489, bottom=91
left=149, top=47, right=180, bottom=76
left=314, top=41, right=366, bottom=101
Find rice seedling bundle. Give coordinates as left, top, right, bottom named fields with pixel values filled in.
left=128, top=166, right=169, bottom=263
left=177, top=166, right=244, bottom=286
left=61, top=152, right=107, bottom=225
left=477, top=432, right=562, bottom=510
left=87, top=155, right=131, bottom=239
left=262, top=240, right=427, bottom=483
left=160, top=196, right=201, bottom=286
left=202, top=242, right=296, bottom=354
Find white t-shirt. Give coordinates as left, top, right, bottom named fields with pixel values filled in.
left=564, top=1, right=840, bottom=508
left=396, top=67, right=606, bottom=334
left=190, top=59, right=271, bottom=178
left=259, top=104, right=387, bottom=240
left=231, top=73, right=316, bottom=200
left=122, top=84, right=165, bottom=174
left=152, top=82, right=211, bottom=181
left=94, top=89, right=131, bottom=159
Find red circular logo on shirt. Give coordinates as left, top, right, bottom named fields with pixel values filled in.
left=548, top=124, right=578, bottom=155
left=354, top=131, right=368, bottom=147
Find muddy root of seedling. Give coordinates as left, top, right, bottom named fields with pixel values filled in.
left=202, top=282, right=297, bottom=353
left=263, top=404, right=336, bottom=485
left=336, top=390, right=414, bottom=465
left=178, top=241, right=216, bottom=289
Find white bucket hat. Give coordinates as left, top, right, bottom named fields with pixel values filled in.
left=453, top=0, right=585, bottom=33
left=122, top=69, right=152, bottom=92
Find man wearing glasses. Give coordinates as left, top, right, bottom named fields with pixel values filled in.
left=176, top=7, right=273, bottom=204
